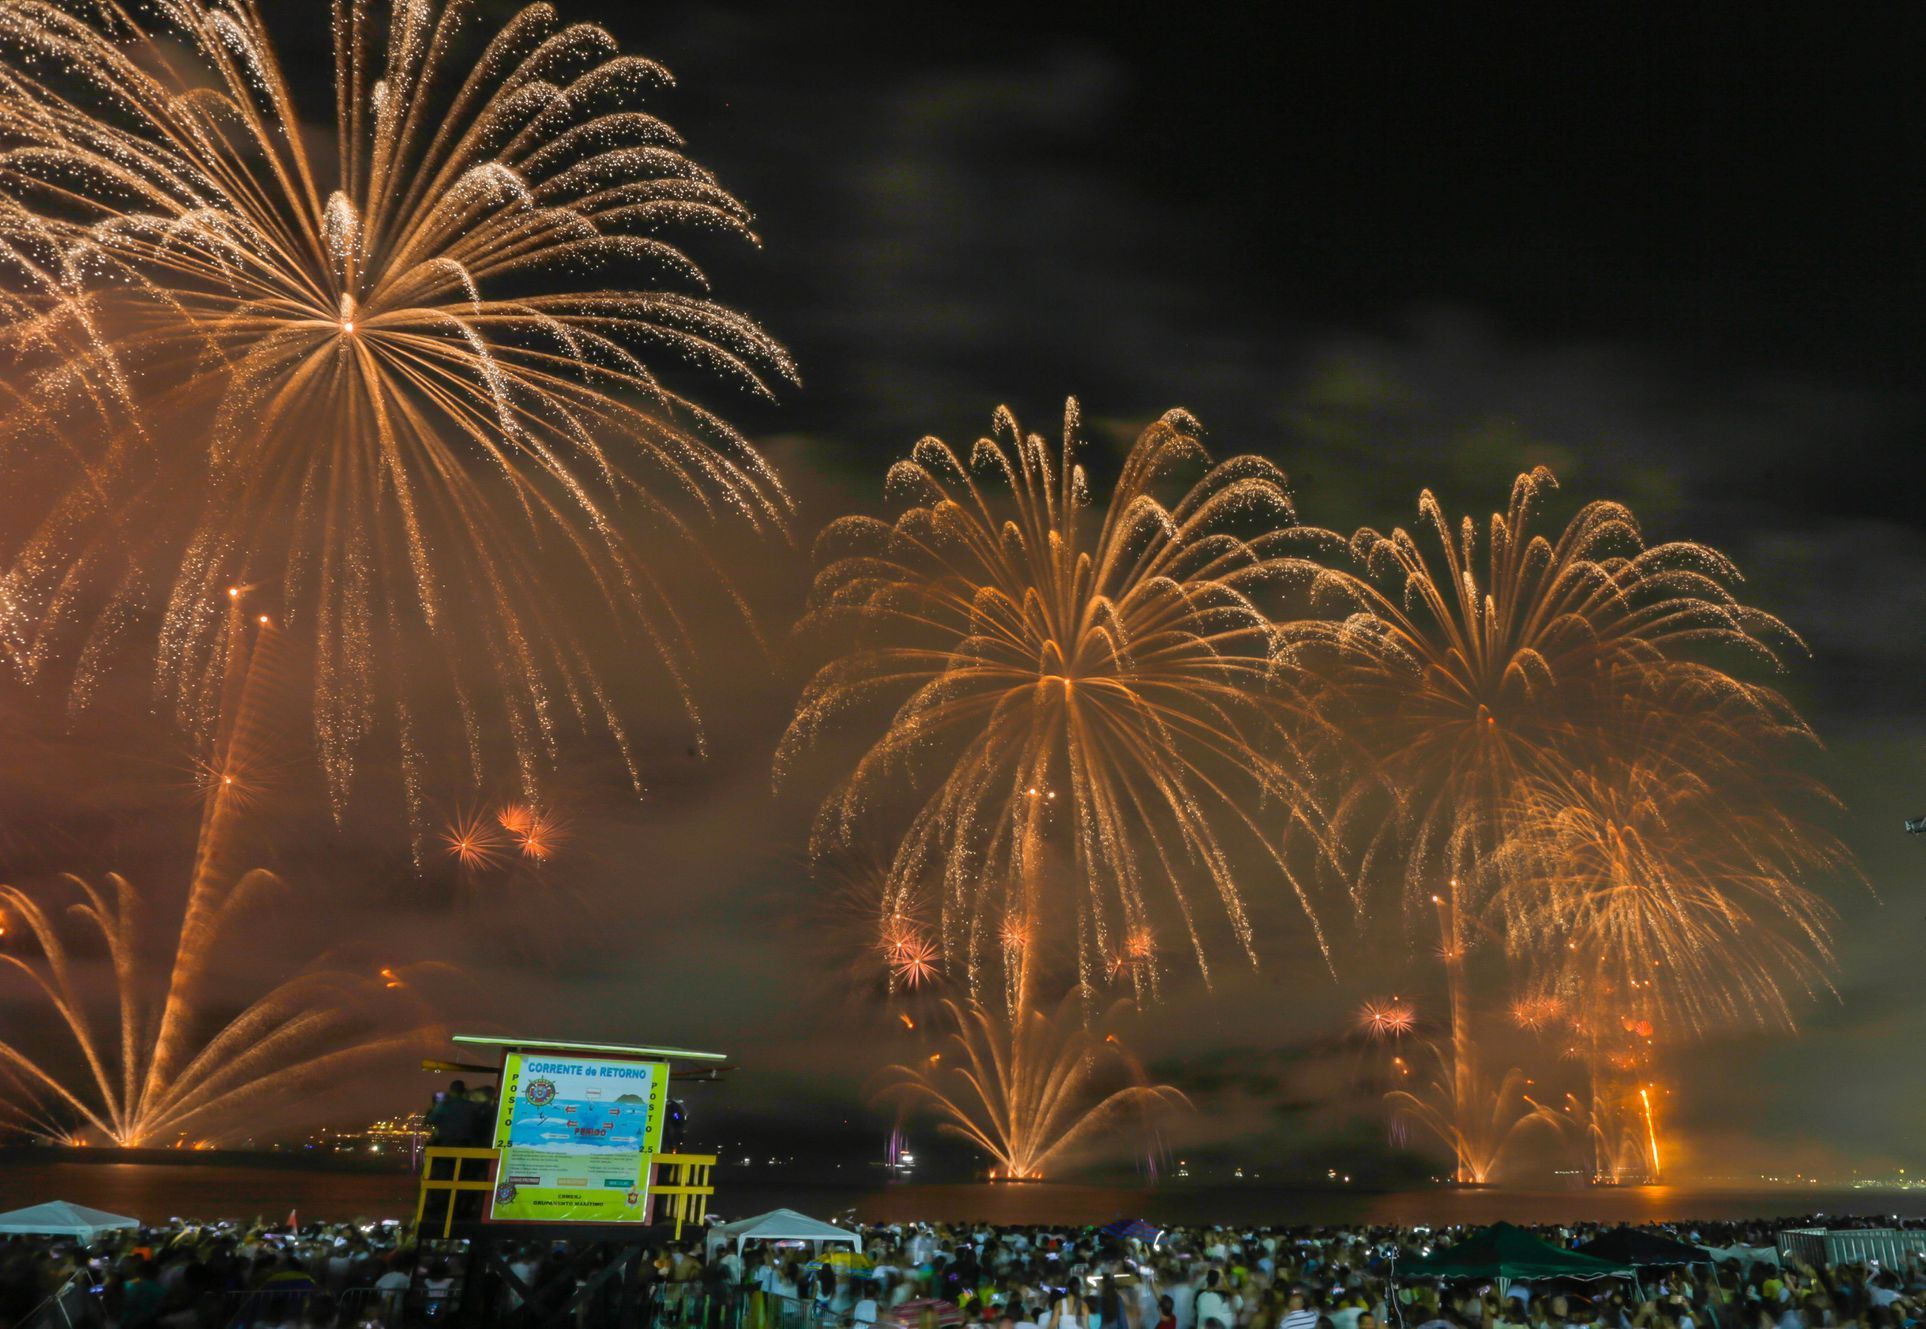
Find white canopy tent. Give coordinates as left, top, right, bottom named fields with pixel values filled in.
left=1707, top=1243, right=1780, bottom=1269
left=704, top=1208, right=861, bottom=1262
left=0, top=1201, right=139, bottom=1240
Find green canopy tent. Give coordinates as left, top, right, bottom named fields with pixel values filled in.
left=1400, top=1222, right=1635, bottom=1289
left=1573, top=1228, right=1714, bottom=1268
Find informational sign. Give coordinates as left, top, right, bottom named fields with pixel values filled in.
left=489, top=1051, right=667, bottom=1223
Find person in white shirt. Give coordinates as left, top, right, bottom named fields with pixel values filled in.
left=373, top=1263, right=411, bottom=1321
left=772, top=1263, right=800, bottom=1302
left=1042, top=1291, right=1093, bottom=1329
left=852, top=1284, right=881, bottom=1328
left=1280, top=1290, right=1321, bottom=1329
left=325, top=1246, right=353, bottom=1292
left=1195, top=1271, right=1231, bottom=1329
left=1169, top=1281, right=1195, bottom=1329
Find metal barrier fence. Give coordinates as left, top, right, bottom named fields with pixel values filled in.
left=17, top=1281, right=400, bottom=1329
left=18, top=1274, right=99, bottom=1329
left=190, top=1277, right=880, bottom=1329
left=1776, top=1227, right=1926, bottom=1270
left=644, top=1285, right=751, bottom=1329
left=220, top=1284, right=399, bottom=1328
left=671, top=1288, right=889, bottom=1329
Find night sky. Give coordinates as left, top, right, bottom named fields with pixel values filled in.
left=1, top=1, right=1921, bottom=1179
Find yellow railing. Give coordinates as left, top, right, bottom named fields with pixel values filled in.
left=413, top=1147, right=499, bottom=1238
left=654, top=1153, right=717, bottom=1239
left=412, top=1148, right=717, bottom=1239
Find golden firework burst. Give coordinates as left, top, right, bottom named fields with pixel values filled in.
left=1359, top=996, right=1418, bottom=1040
left=0, top=0, right=794, bottom=821
left=0, top=611, right=439, bottom=1145
left=781, top=400, right=1342, bottom=993
left=877, top=985, right=1186, bottom=1180
left=1385, top=1040, right=1560, bottom=1185
left=1491, top=713, right=1845, bottom=1036
left=885, top=929, right=942, bottom=991
left=1321, top=466, right=1804, bottom=910
left=1508, top=991, right=1568, bottom=1033
left=443, top=810, right=506, bottom=872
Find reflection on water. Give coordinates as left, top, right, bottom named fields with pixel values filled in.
left=0, top=1162, right=418, bottom=1223
left=4, top=1160, right=1922, bottom=1228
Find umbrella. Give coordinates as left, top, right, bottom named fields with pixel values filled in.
left=1401, top=1223, right=1635, bottom=1282
left=817, top=1250, right=875, bottom=1271
left=1102, top=1219, right=1163, bottom=1244
left=1574, top=1229, right=1714, bottom=1268
left=886, top=1299, right=966, bottom=1328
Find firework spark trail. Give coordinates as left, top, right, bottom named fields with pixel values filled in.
left=0, top=608, right=441, bottom=1146
left=0, top=0, right=795, bottom=825
left=780, top=400, right=1345, bottom=997
left=876, top=978, right=1187, bottom=1180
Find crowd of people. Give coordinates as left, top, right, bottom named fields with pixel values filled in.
left=723, top=1216, right=1926, bottom=1329
left=5, top=1214, right=1926, bottom=1329
left=0, top=1219, right=419, bottom=1329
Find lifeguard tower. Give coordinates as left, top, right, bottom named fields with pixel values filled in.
left=411, top=1034, right=724, bottom=1325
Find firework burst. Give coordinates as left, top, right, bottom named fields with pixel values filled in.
left=1532, top=1084, right=1668, bottom=1185
left=877, top=984, right=1187, bottom=1180
left=885, top=929, right=942, bottom=990
left=444, top=798, right=564, bottom=871
left=1316, top=467, right=1840, bottom=1181
left=781, top=400, right=1342, bottom=994
left=495, top=804, right=537, bottom=839
left=443, top=810, right=506, bottom=872
left=1358, top=996, right=1417, bottom=1040
left=0, top=614, right=439, bottom=1145
left=998, top=915, right=1034, bottom=955
left=1385, top=1039, right=1559, bottom=1185
left=1320, top=466, right=1805, bottom=910
left=508, top=806, right=562, bottom=861
left=1508, top=991, right=1567, bottom=1033
left=1104, top=926, right=1160, bottom=995
left=790, top=847, right=947, bottom=1014
left=0, top=0, right=795, bottom=823
left=1491, top=713, right=1845, bottom=1036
